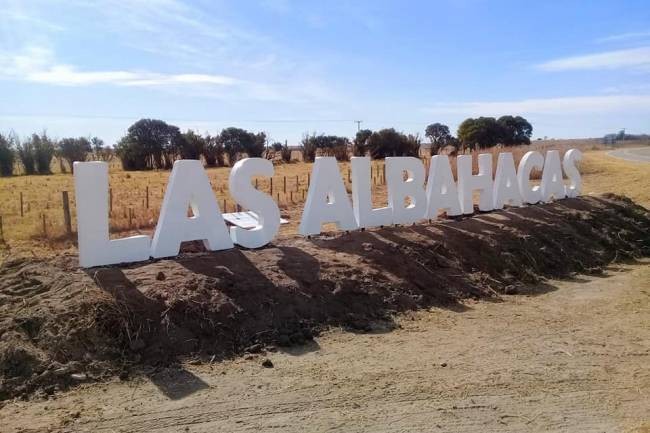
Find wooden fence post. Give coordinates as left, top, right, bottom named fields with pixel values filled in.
left=223, top=199, right=227, bottom=213
left=270, top=177, right=273, bottom=194
left=0, top=215, right=4, bottom=242
left=62, top=191, right=72, bottom=237
left=20, top=192, right=24, bottom=217
left=283, top=176, right=287, bottom=193
left=42, top=213, right=47, bottom=238
left=295, top=175, right=299, bottom=192
left=145, top=186, right=149, bottom=209
left=255, top=178, right=259, bottom=189
left=109, top=188, right=113, bottom=213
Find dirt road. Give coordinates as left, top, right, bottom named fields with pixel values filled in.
left=608, top=147, right=650, bottom=163
left=3, top=259, right=649, bottom=433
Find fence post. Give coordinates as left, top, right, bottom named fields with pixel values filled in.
left=62, top=191, right=72, bottom=237
left=270, top=177, right=273, bottom=195
left=145, top=186, right=149, bottom=209
left=20, top=192, right=24, bottom=217
left=42, top=213, right=47, bottom=238
left=255, top=178, right=258, bottom=189
left=223, top=199, right=227, bottom=213
left=109, top=188, right=113, bottom=213
left=295, top=175, right=299, bottom=192
left=283, top=176, right=287, bottom=193
left=0, top=215, right=3, bottom=242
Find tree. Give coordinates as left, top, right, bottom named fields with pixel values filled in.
left=367, top=128, right=420, bottom=159
left=57, top=137, right=92, bottom=173
left=353, top=129, right=372, bottom=156
left=219, top=127, right=252, bottom=165
left=300, top=133, right=318, bottom=162
left=248, top=132, right=266, bottom=158
left=178, top=130, right=205, bottom=160
left=30, top=132, right=56, bottom=174
left=17, top=140, right=35, bottom=175
left=0, top=133, right=16, bottom=176
left=91, top=136, right=112, bottom=161
left=497, top=115, right=532, bottom=145
left=115, top=119, right=182, bottom=170
left=425, top=123, right=453, bottom=155
left=457, top=117, right=504, bottom=150
left=300, top=133, right=350, bottom=161
left=203, top=134, right=225, bottom=167
left=280, top=142, right=292, bottom=163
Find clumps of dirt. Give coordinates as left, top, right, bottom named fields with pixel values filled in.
left=1, top=194, right=649, bottom=400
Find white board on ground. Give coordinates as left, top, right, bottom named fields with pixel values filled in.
left=223, top=212, right=289, bottom=229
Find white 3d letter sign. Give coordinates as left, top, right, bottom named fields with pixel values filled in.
left=74, top=149, right=583, bottom=267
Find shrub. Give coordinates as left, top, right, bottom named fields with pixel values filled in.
left=17, top=132, right=56, bottom=174
left=204, top=134, right=225, bottom=167
left=367, top=128, right=420, bottom=159
left=17, top=140, right=35, bottom=175
left=218, top=127, right=266, bottom=165
left=425, top=123, right=453, bottom=155
left=115, top=119, right=182, bottom=170
left=178, top=130, right=205, bottom=160
left=353, top=129, right=372, bottom=156
left=300, top=133, right=350, bottom=162
left=0, top=133, right=16, bottom=176
left=280, top=143, right=292, bottom=163
left=57, top=137, right=92, bottom=173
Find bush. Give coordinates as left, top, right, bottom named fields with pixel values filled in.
left=115, top=119, right=182, bottom=170
left=353, top=129, right=372, bottom=156
left=218, top=127, right=266, bottom=165
left=33, top=132, right=56, bottom=174
left=300, top=133, right=350, bottom=162
left=457, top=115, right=532, bottom=150
left=0, top=133, right=16, bottom=176
left=57, top=137, right=92, bottom=173
left=300, top=133, right=318, bottom=162
left=178, top=130, right=205, bottom=160
left=425, top=123, right=453, bottom=155
left=367, top=128, right=420, bottom=159
left=91, top=137, right=112, bottom=161
left=17, top=141, right=35, bottom=175
left=204, top=134, right=225, bottom=167
left=280, top=143, right=292, bottom=163
left=17, top=132, right=55, bottom=174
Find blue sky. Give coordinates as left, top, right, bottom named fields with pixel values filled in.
left=1, top=0, right=649, bottom=145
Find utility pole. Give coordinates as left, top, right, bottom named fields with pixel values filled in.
left=354, top=120, right=362, bottom=131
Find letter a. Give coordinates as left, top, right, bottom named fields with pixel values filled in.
left=151, top=160, right=233, bottom=258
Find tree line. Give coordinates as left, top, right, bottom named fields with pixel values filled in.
left=0, top=115, right=533, bottom=176
left=0, top=131, right=110, bottom=176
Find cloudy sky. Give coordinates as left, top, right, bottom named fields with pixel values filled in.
left=1, top=0, right=649, bottom=144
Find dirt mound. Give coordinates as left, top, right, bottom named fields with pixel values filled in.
left=1, top=194, right=649, bottom=400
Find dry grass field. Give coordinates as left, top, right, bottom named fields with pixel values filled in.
left=0, top=139, right=647, bottom=258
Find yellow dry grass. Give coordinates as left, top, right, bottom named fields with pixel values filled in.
left=0, top=142, right=647, bottom=258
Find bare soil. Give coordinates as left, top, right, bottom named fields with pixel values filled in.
left=2, top=258, right=649, bottom=432
left=0, top=195, right=649, bottom=418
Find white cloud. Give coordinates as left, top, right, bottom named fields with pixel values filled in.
left=422, top=95, right=650, bottom=116
left=596, top=31, right=650, bottom=43
left=535, top=46, right=650, bottom=72
left=0, top=47, right=239, bottom=87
